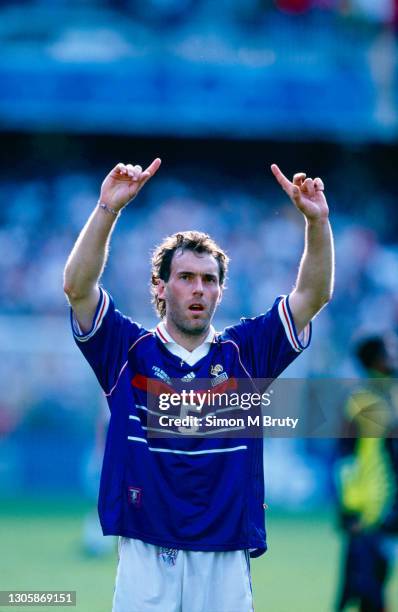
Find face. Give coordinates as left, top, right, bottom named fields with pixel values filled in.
left=157, top=249, right=222, bottom=336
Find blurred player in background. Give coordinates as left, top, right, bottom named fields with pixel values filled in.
left=63, top=158, right=334, bottom=611
left=335, top=335, right=398, bottom=612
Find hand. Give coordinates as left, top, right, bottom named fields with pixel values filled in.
left=99, top=158, right=162, bottom=212
left=271, top=163, right=329, bottom=222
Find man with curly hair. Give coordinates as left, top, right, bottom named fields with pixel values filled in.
left=64, top=158, right=334, bottom=612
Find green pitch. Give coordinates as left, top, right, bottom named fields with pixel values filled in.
left=0, top=499, right=397, bottom=612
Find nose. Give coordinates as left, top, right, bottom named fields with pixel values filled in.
left=192, top=277, right=204, bottom=294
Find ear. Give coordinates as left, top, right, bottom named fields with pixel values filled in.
left=217, top=288, right=223, bottom=305
left=156, top=279, right=166, bottom=300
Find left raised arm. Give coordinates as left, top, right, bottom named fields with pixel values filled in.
left=271, top=164, right=334, bottom=334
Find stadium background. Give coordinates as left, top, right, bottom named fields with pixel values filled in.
left=0, top=0, right=398, bottom=610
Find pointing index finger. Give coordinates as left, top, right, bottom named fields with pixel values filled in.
left=143, top=157, right=162, bottom=177
left=271, top=163, right=301, bottom=203
left=139, top=157, right=162, bottom=188
left=271, top=164, right=294, bottom=194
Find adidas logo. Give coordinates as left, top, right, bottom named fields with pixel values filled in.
left=182, top=371, right=196, bottom=382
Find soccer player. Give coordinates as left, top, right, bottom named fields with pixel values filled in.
left=335, top=336, right=398, bottom=612
left=63, top=158, right=334, bottom=612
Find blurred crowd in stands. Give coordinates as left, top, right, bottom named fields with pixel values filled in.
left=1, top=0, right=397, bottom=142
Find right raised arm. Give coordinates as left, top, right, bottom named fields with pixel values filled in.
left=63, top=159, right=161, bottom=331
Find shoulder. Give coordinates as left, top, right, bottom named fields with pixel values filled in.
left=219, top=296, right=284, bottom=343
left=127, top=326, right=156, bottom=352
left=218, top=293, right=311, bottom=356
left=71, top=287, right=150, bottom=346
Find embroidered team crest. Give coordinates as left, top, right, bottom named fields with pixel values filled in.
left=128, top=486, right=142, bottom=507
left=210, top=364, right=228, bottom=386
left=210, top=364, right=223, bottom=376
left=152, top=366, right=171, bottom=385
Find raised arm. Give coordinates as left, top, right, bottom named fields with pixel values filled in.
left=63, top=158, right=161, bottom=331
left=271, top=163, right=334, bottom=334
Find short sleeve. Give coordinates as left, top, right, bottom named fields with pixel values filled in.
left=224, top=294, right=311, bottom=379
left=70, top=288, right=143, bottom=393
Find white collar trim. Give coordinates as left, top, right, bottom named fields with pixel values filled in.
left=155, top=321, right=216, bottom=366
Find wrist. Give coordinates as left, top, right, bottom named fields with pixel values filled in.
left=306, top=215, right=329, bottom=227
left=97, top=200, right=120, bottom=218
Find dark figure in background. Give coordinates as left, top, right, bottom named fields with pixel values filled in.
left=335, top=336, right=398, bottom=612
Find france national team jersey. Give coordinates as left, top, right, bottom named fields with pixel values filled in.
left=71, top=288, right=311, bottom=558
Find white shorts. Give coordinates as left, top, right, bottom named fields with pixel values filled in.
left=112, top=537, right=254, bottom=612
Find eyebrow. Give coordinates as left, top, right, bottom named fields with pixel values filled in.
left=177, top=271, right=218, bottom=278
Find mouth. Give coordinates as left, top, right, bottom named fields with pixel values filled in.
left=188, top=304, right=205, bottom=313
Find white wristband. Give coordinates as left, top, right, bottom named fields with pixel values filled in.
left=98, top=200, right=120, bottom=217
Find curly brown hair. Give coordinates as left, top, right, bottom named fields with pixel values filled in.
left=151, top=231, right=229, bottom=318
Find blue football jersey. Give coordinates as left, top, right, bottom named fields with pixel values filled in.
left=71, top=288, right=311, bottom=556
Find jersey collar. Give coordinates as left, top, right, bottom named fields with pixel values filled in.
left=155, top=321, right=216, bottom=367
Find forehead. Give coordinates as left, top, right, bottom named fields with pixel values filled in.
left=170, top=249, right=219, bottom=276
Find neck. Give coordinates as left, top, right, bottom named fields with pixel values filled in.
left=163, top=318, right=210, bottom=351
